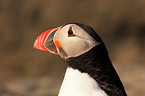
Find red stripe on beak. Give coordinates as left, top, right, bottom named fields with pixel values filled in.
left=33, top=28, right=58, bottom=52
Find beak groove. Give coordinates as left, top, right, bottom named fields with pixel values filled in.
left=33, top=27, right=59, bottom=54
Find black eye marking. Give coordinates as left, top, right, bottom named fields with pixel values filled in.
left=68, top=30, right=73, bottom=35
left=68, top=27, right=75, bottom=37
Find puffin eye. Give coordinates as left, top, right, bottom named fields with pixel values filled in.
left=68, top=30, right=73, bottom=35
left=68, top=27, right=75, bottom=37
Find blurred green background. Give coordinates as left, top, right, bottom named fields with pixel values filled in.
left=0, top=0, right=145, bottom=96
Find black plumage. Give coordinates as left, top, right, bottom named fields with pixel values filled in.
left=66, top=23, right=127, bottom=96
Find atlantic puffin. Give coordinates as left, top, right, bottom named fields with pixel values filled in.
left=33, top=23, right=127, bottom=96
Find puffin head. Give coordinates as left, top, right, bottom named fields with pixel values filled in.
left=34, top=23, right=103, bottom=59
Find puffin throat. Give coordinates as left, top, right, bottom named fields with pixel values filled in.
left=66, top=44, right=127, bottom=96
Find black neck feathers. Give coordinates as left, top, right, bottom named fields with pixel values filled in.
left=66, top=44, right=127, bottom=96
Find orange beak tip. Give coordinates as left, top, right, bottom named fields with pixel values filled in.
left=33, top=27, right=60, bottom=53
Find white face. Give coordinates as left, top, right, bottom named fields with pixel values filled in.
left=54, top=24, right=100, bottom=59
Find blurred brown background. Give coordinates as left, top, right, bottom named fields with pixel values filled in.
left=0, top=0, right=145, bottom=96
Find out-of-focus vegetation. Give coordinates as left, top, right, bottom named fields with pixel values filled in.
left=0, top=0, right=145, bottom=96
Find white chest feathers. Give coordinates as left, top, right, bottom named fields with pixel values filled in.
left=58, top=67, right=107, bottom=96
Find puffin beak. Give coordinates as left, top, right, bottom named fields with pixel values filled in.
left=33, top=27, right=61, bottom=54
